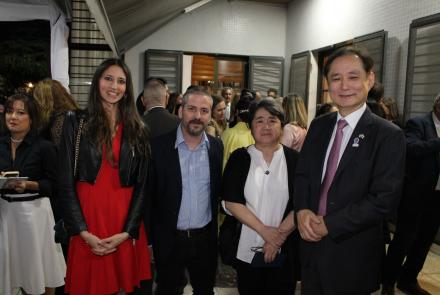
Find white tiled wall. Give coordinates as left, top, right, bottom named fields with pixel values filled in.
left=285, top=0, right=440, bottom=114
left=125, top=0, right=287, bottom=94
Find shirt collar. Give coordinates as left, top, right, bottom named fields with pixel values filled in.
left=175, top=123, right=210, bottom=149
left=147, top=105, right=165, bottom=113
left=337, top=103, right=367, bottom=130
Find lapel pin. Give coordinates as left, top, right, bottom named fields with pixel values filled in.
left=352, top=137, right=360, bottom=147
left=358, top=134, right=365, bottom=139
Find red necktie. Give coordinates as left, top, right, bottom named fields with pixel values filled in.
left=318, top=119, right=348, bottom=216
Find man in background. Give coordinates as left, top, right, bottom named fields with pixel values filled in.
left=382, top=93, right=440, bottom=295
left=142, top=78, right=179, bottom=139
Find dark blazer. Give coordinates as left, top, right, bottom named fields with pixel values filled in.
left=294, top=108, right=406, bottom=293
left=142, top=107, right=180, bottom=139
left=404, top=112, right=440, bottom=194
left=148, top=128, right=223, bottom=265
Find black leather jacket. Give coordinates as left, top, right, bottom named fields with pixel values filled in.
left=58, top=111, right=149, bottom=239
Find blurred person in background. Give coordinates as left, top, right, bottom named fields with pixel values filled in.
left=0, top=93, right=66, bottom=295
left=206, top=94, right=227, bottom=138
left=281, top=93, right=308, bottom=152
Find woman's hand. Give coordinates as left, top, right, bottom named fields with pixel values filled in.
left=259, top=225, right=285, bottom=248
left=5, top=180, right=26, bottom=193
left=263, top=242, right=279, bottom=263
left=80, top=231, right=112, bottom=256
left=101, top=232, right=129, bottom=251
left=278, top=211, right=296, bottom=241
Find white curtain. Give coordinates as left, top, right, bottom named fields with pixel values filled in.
left=0, top=0, right=70, bottom=89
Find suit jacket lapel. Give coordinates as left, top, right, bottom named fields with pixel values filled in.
left=167, top=132, right=183, bottom=213
left=427, top=113, right=440, bottom=168
left=333, top=109, right=373, bottom=181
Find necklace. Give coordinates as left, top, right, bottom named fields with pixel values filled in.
left=10, top=137, right=23, bottom=143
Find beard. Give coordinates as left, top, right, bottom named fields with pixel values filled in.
left=184, top=119, right=205, bottom=136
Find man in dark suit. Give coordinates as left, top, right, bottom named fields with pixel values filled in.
left=142, top=78, right=180, bottom=139
left=294, top=47, right=406, bottom=295
left=148, top=87, right=223, bottom=295
left=382, top=93, right=440, bottom=295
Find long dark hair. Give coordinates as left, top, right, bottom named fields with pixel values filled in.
left=86, top=58, right=149, bottom=163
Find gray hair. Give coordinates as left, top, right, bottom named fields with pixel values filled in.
left=182, top=86, right=213, bottom=105
left=143, top=79, right=166, bottom=105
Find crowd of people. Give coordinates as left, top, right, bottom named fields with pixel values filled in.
left=0, top=46, right=438, bottom=295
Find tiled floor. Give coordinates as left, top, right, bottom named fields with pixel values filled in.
left=183, top=247, right=440, bottom=295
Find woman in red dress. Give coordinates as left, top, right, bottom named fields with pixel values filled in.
left=58, top=58, right=151, bottom=294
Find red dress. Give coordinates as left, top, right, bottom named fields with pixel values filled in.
left=65, top=125, right=151, bottom=295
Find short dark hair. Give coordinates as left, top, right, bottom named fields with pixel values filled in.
left=236, top=93, right=254, bottom=123
left=368, top=82, right=384, bottom=102
left=323, top=47, right=374, bottom=78
left=249, top=99, right=285, bottom=127
left=315, top=103, right=335, bottom=117
left=5, top=93, right=41, bottom=132
left=267, top=87, right=278, bottom=96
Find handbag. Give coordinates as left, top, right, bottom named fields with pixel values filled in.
left=218, top=214, right=242, bottom=266
left=250, top=250, right=286, bottom=268
left=54, top=116, right=84, bottom=244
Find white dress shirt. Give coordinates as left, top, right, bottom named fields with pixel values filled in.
left=321, top=104, right=367, bottom=182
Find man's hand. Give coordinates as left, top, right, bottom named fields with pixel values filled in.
left=311, top=216, right=328, bottom=237
left=296, top=209, right=323, bottom=241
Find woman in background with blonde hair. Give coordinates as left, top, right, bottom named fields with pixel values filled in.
left=33, top=78, right=79, bottom=146
left=281, top=93, right=307, bottom=151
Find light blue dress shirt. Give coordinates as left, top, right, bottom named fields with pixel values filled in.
left=175, top=125, right=212, bottom=230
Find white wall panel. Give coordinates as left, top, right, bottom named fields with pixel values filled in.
left=126, top=0, right=287, bottom=93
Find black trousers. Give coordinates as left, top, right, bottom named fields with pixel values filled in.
left=155, top=226, right=217, bottom=295
left=382, top=190, right=440, bottom=285
left=301, top=262, right=370, bottom=295
left=235, top=257, right=297, bottom=295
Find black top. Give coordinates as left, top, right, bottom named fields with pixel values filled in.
left=0, top=132, right=56, bottom=196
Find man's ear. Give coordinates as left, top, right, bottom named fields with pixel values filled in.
left=141, top=95, right=146, bottom=107
left=367, top=71, right=375, bottom=90
left=178, top=104, right=183, bottom=119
